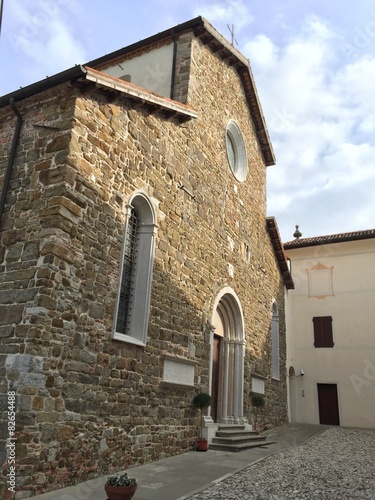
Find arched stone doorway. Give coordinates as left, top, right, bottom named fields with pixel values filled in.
left=210, top=287, right=247, bottom=424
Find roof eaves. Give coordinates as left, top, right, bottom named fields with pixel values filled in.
left=266, top=217, right=294, bottom=289
left=85, top=67, right=198, bottom=120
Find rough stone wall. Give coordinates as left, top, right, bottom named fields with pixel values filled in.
left=173, top=32, right=193, bottom=103
left=0, top=33, right=287, bottom=498
left=186, top=36, right=288, bottom=430
left=0, top=86, right=82, bottom=499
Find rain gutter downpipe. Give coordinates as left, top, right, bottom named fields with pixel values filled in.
left=0, top=98, right=23, bottom=229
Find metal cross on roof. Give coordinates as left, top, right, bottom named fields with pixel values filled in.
left=0, top=0, right=4, bottom=39
left=227, top=24, right=238, bottom=46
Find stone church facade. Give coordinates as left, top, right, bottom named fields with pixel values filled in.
left=0, top=17, right=293, bottom=497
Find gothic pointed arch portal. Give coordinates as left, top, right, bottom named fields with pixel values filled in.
left=210, top=287, right=247, bottom=424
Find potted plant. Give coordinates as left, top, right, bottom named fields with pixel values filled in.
left=251, top=393, right=265, bottom=432
left=192, top=392, right=212, bottom=451
left=104, top=472, right=137, bottom=500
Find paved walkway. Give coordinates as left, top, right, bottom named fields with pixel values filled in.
left=31, top=423, right=327, bottom=500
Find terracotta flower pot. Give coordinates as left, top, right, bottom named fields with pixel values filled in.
left=196, top=438, right=209, bottom=451
left=104, top=483, right=137, bottom=500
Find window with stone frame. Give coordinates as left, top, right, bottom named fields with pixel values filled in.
left=225, top=120, right=247, bottom=182
left=113, top=192, right=157, bottom=346
left=313, top=316, right=334, bottom=348
left=116, top=206, right=139, bottom=335
left=271, top=302, right=280, bottom=380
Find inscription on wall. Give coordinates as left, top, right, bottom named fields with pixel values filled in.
left=163, top=358, right=195, bottom=386
left=252, top=376, right=265, bottom=395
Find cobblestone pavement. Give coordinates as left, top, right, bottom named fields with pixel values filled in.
left=188, top=427, right=375, bottom=499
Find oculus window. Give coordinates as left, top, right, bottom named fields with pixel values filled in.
left=226, top=120, right=247, bottom=182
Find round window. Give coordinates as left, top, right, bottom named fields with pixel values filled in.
left=225, top=120, right=247, bottom=182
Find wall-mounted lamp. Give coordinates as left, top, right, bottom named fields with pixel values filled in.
left=300, top=369, right=304, bottom=376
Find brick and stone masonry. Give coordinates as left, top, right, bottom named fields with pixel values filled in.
left=0, top=24, right=288, bottom=498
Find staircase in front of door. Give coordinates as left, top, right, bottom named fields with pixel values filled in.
left=209, top=424, right=275, bottom=452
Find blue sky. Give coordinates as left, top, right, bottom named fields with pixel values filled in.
left=1, top=0, right=375, bottom=241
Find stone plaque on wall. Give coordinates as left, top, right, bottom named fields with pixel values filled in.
left=252, top=376, right=265, bottom=395
left=163, top=358, right=195, bottom=387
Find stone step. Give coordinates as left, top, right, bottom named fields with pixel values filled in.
left=216, top=430, right=260, bottom=438
left=209, top=424, right=274, bottom=452
left=212, top=435, right=267, bottom=445
left=217, top=424, right=246, bottom=431
left=209, top=440, right=275, bottom=452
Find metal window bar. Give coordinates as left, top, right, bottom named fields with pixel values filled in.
left=116, top=206, right=140, bottom=334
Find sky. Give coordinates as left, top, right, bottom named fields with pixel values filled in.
left=1, top=0, right=375, bottom=242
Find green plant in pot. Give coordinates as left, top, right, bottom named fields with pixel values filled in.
left=192, top=392, right=212, bottom=451
left=251, top=393, right=265, bottom=432
left=104, top=472, right=137, bottom=500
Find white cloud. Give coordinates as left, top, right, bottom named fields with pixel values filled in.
left=193, top=0, right=254, bottom=30
left=244, top=34, right=278, bottom=68
left=322, top=143, right=375, bottom=186
left=335, top=55, right=375, bottom=108
left=7, top=0, right=87, bottom=79
left=19, top=19, right=86, bottom=69
left=359, top=116, right=375, bottom=134
left=242, top=15, right=375, bottom=239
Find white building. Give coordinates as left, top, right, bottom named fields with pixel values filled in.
left=284, top=229, right=375, bottom=428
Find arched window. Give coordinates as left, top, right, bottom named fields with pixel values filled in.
left=113, top=192, right=157, bottom=346
left=271, top=302, right=280, bottom=380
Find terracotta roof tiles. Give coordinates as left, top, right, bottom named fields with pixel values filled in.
left=284, top=228, right=375, bottom=249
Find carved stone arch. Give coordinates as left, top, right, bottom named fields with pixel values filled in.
left=128, top=190, right=157, bottom=225
left=210, top=287, right=247, bottom=424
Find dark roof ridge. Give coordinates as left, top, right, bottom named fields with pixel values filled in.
left=284, top=228, right=375, bottom=249
left=86, top=17, right=248, bottom=69
left=87, top=16, right=206, bottom=68
left=0, top=65, right=87, bottom=108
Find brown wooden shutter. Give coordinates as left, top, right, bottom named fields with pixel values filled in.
left=313, top=316, right=334, bottom=347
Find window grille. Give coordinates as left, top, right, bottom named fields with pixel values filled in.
left=116, top=206, right=139, bottom=334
